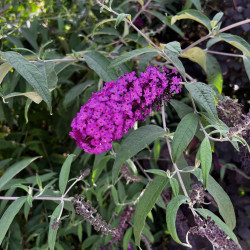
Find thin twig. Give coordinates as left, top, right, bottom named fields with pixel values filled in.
left=229, top=168, right=250, bottom=180
left=161, top=100, right=189, bottom=197
left=182, top=19, right=250, bottom=53
left=134, top=159, right=152, bottom=181
left=132, top=0, right=152, bottom=23
left=0, top=196, right=72, bottom=201
left=205, top=50, right=243, bottom=58
left=219, top=19, right=250, bottom=33
left=182, top=33, right=212, bottom=53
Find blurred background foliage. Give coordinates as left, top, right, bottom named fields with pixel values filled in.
left=0, top=0, right=249, bottom=249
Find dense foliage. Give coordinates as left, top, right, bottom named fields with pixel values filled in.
left=0, top=0, right=249, bottom=249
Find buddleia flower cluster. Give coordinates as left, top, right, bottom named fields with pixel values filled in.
left=216, top=97, right=250, bottom=173
left=189, top=215, right=240, bottom=250
left=70, top=66, right=182, bottom=154
left=72, top=194, right=119, bottom=238
left=112, top=205, right=135, bottom=242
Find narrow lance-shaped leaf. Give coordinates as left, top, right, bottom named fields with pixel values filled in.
left=200, top=137, right=212, bottom=187
left=48, top=203, right=63, bottom=250
left=123, top=227, right=133, bottom=250
left=4, top=91, right=43, bottom=104
left=0, top=157, right=41, bottom=191
left=35, top=61, right=58, bottom=89
left=171, top=113, right=198, bottom=162
left=216, top=33, right=250, bottom=57
left=83, top=51, right=118, bottom=82
left=0, top=197, right=26, bottom=245
left=145, top=169, right=168, bottom=178
left=134, top=176, right=168, bottom=246
left=0, top=51, right=51, bottom=109
left=207, top=175, right=236, bottom=230
left=59, top=154, right=75, bottom=195
left=0, top=62, right=12, bottom=85
left=63, top=80, right=93, bottom=108
left=115, top=13, right=131, bottom=28
left=243, top=55, right=250, bottom=81
left=92, top=18, right=117, bottom=35
left=191, top=0, right=202, bottom=11
left=162, top=41, right=182, bottom=55
left=169, top=178, right=180, bottom=196
left=171, top=9, right=212, bottom=31
left=185, top=82, right=218, bottom=118
left=206, top=54, right=223, bottom=94
left=112, top=125, right=166, bottom=183
left=166, top=195, right=191, bottom=247
left=109, top=48, right=159, bottom=69
left=170, top=100, right=193, bottom=119
left=181, top=47, right=206, bottom=71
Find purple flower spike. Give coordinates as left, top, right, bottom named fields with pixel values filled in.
left=70, top=66, right=182, bottom=154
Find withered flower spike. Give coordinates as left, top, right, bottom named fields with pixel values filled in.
left=121, top=164, right=142, bottom=183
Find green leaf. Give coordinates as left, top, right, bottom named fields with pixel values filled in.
left=216, top=33, right=250, bottom=57
left=90, top=27, right=120, bottom=37
left=82, top=235, right=100, bottom=249
left=170, top=100, right=193, bottom=119
left=196, top=208, right=241, bottom=248
left=206, top=37, right=221, bottom=49
left=171, top=9, right=212, bottom=31
left=212, top=12, right=223, bottom=23
left=145, top=169, right=167, bottom=178
left=0, top=62, right=12, bottom=85
left=0, top=158, right=12, bottom=171
left=83, top=51, right=118, bottom=82
left=185, top=82, right=218, bottom=118
left=115, top=13, right=131, bottom=28
left=24, top=99, right=32, bottom=123
left=0, top=157, right=41, bottom=191
left=169, top=178, right=179, bottom=196
left=206, top=54, right=223, bottom=94
left=59, top=154, right=75, bottom=195
left=92, top=18, right=117, bottom=35
left=134, top=176, right=168, bottom=246
left=162, top=41, right=182, bottom=55
left=111, top=186, right=119, bottom=204
left=109, top=47, right=158, bottom=69
left=48, top=203, right=63, bottom=250
left=63, top=80, right=93, bottom=107
left=92, top=155, right=113, bottom=183
left=191, top=0, right=202, bottom=11
left=4, top=91, right=43, bottom=104
left=207, top=175, right=236, bottom=230
left=35, top=61, right=58, bottom=89
left=171, top=113, right=198, bottom=162
left=164, top=50, right=186, bottom=79
left=166, top=195, right=190, bottom=247
left=200, top=137, right=212, bottom=187
left=36, top=174, right=42, bottom=190
left=123, top=227, right=133, bottom=250
left=243, top=55, right=250, bottom=81
left=0, top=197, right=26, bottom=245
left=181, top=47, right=206, bottom=71
left=0, top=51, right=51, bottom=109
left=137, top=0, right=144, bottom=6
left=0, top=188, right=16, bottom=215
left=112, top=125, right=166, bottom=183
